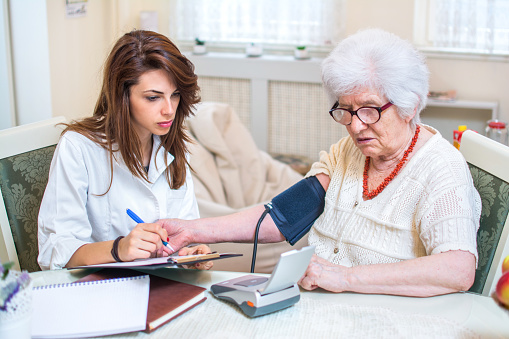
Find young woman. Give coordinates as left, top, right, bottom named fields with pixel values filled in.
left=38, top=30, right=210, bottom=270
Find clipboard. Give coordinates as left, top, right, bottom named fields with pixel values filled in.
left=68, top=253, right=242, bottom=270
left=168, top=252, right=220, bottom=264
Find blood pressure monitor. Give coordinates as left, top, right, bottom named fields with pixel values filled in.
left=210, top=245, right=315, bottom=317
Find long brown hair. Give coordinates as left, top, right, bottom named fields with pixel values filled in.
left=64, top=30, right=200, bottom=191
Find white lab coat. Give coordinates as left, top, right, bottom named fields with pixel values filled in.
left=38, top=131, right=199, bottom=270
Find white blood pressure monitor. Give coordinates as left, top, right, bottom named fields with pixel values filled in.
left=210, top=245, right=315, bottom=317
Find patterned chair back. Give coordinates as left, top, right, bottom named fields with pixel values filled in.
left=0, top=116, right=65, bottom=272
left=467, top=163, right=509, bottom=294
left=460, top=130, right=509, bottom=296
left=0, top=146, right=56, bottom=272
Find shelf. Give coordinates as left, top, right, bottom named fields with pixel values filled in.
left=426, top=99, right=498, bottom=120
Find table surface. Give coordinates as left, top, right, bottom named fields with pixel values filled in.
left=30, top=268, right=509, bottom=338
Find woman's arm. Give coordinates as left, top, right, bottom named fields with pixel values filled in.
left=157, top=204, right=284, bottom=250
left=299, top=250, right=476, bottom=297
left=65, top=223, right=170, bottom=267
left=159, top=173, right=331, bottom=250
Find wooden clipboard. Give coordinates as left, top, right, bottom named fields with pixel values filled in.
left=168, top=252, right=220, bottom=264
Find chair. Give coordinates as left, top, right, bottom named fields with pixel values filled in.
left=460, top=130, right=509, bottom=296
left=0, top=116, right=66, bottom=272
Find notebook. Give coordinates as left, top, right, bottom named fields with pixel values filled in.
left=76, top=268, right=207, bottom=332
left=31, top=275, right=150, bottom=338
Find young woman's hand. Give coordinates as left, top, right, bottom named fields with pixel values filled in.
left=118, top=223, right=171, bottom=261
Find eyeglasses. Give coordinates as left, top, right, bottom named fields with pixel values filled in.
left=329, top=101, right=393, bottom=125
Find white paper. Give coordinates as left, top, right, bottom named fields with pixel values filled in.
left=82, top=256, right=174, bottom=268
left=31, top=275, right=150, bottom=338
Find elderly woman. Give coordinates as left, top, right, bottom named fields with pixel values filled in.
left=157, top=29, right=481, bottom=297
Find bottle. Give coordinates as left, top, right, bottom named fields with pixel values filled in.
left=485, top=120, right=508, bottom=146
left=453, top=125, right=467, bottom=149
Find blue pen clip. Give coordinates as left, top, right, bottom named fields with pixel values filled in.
left=126, top=208, right=174, bottom=251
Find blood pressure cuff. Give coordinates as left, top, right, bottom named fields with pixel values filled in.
left=266, top=176, right=326, bottom=245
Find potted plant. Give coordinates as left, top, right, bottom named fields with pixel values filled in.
left=246, top=42, right=263, bottom=57
left=193, top=38, right=207, bottom=55
left=294, top=45, right=309, bottom=59
left=0, top=261, right=32, bottom=339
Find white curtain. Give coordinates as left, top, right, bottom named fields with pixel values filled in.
left=172, top=0, right=345, bottom=48
left=428, top=0, right=509, bottom=54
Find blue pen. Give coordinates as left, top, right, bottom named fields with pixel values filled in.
left=126, top=208, right=175, bottom=251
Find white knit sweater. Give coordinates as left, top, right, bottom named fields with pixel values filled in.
left=306, top=125, right=481, bottom=267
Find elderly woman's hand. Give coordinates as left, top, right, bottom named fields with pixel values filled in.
left=178, top=244, right=214, bottom=270
left=298, top=254, right=350, bottom=292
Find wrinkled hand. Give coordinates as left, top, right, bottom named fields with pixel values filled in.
left=156, top=218, right=192, bottom=253
left=118, top=223, right=171, bottom=261
left=298, top=254, right=349, bottom=293
left=179, top=244, right=214, bottom=270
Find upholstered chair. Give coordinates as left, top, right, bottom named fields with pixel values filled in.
left=460, top=130, right=509, bottom=296
left=0, top=117, right=65, bottom=272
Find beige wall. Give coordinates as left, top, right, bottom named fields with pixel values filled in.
left=46, top=0, right=172, bottom=121
left=45, top=0, right=509, bottom=125
left=345, top=0, right=415, bottom=40
left=46, top=0, right=114, bottom=121
left=427, top=56, right=509, bottom=107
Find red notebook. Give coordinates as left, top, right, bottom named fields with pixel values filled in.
left=75, top=268, right=207, bottom=333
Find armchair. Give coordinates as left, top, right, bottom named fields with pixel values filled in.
left=187, top=102, right=308, bottom=273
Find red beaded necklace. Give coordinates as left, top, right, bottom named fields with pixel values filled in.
left=363, top=125, right=421, bottom=200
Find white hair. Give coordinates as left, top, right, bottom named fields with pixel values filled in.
left=321, top=28, right=429, bottom=127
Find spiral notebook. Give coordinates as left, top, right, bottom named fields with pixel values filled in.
left=76, top=269, right=207, bottom=332
left=31, top=275, right=150, bottom=338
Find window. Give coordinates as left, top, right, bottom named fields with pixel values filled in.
left=414, top=0, right=509, bottom=55
left=170, top=0, right=346, bottom=51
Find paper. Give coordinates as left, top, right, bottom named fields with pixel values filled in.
left=72, top=256, right=175, bottom=268
left=68, top=253, right=242, bottom=270
left=31, top=275, right=150, bottom=338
